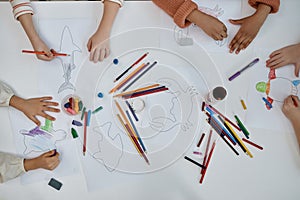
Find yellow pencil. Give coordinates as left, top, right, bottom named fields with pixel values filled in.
left=224, top=120, right=253, bottom=158
left=113, top=83, right=160, bottom=98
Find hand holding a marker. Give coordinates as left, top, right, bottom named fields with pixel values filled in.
left=24, top=150, right=60, bottom=171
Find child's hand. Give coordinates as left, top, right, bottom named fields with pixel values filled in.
left=282, top=95, right=300, bottom=123
left=87, top=31, right=110, bottom=63
left=229, top=4, right=271, bottom=54
left=24, top=150, right=60, bottom=171
left=266, top=44, right=300, bottom=77
left=31, top=39, right=56, bottom=61
left=10, top=96, right=60, bottom=126
left=189, top=10, right=227, bottom=41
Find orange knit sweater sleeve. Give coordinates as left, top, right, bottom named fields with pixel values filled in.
left=248, top=0, right=280, bottom=13
left=152, top=0, right=198, bottom=28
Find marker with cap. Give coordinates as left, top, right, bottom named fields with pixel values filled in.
left=229, top=58, right=259, bottom=81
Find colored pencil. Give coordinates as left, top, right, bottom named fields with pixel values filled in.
left=206, top=104, right=241, bottom=131
left=201, top=129, right=212, bottom=174
left=197, top=133, right=205, bottom=147
left=22, top=50, right=70, bottom=56
left=209, top=118, right=239, bottom=156
left=116, top=114, right=149, bottom=164
left=242, top=138, right=263, bottom=150
left=114, top=52, right=149, bottom=82
left=113, top=84, right=160, bottom=98
left=210, top=114, right=237, bottom=145
left=184, top=156, right=206, bottom=169
left=219, top=116, right=247, bottom=153
left=234, top=115, right=250, bottom=139
left=126, top=110, right=146, bottom=152
left=200, top=141, right=216, bottom=184
left=122, top=87, right=169, bottom=99
left=109, top=62, right=149, bottom=94
left=125, top=100, right=139, bottom=121
left=224, top=120, right=253, bottom=158
left=122, top=61, right=158, bottom=92
left=240, top=98, right=247, bottom=110
left=83, top=112, right=87, bottom=156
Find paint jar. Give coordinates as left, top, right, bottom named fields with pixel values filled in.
left=62, top=94, right=83, bottom=116
left=206, top=86, right=227, bottom=104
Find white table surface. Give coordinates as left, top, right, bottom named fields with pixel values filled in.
left=1, top=1, right=300, bottom=199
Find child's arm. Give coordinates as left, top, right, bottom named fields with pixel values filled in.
left=10, top=0, right=55, bottom=61
left=87, top=0, right=123, bottom=63
left=229, top=0, right=280, bottom=54
left=282, top=95, right=300, bottom=147
left=152, top=0, right=227, bottom=41
left=0, top=150, right=59, bottom=183
left=24, top=150, right=60, bottom=171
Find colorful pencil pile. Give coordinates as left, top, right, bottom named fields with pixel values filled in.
left=188, top=102, right=264, bottom=184
left=63, top=96, right=83, bottom=115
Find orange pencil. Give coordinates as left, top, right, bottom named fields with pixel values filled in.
left=22, top=50, right=70, bottom=57
left=109, top=62, right=149, bottom=94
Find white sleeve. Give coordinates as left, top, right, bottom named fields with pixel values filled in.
left=0, top=152, right=26, bottom=183
left=102, top=0, right=124, bottom=7
left=9, top=0, right=34, bottom=20
left=0, top=81, right=14, bottom=107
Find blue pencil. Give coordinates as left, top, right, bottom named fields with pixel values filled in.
left=125, top=100, right=138, bottom=121
left=125, top=110, right=147, bottom=152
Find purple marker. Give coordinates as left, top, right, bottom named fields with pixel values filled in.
left=228, top=58, right=259, bottom=81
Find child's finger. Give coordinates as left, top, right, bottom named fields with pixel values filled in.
left=29, top=115, right=40, bottom=126
left=93, top=48, right=101, bottom=63
left=44, top=106, right=60, bottom=113
left=99, top=48, right=106, bottom=61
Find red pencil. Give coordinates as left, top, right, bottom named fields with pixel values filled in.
left=242, top=138, right=263, bottom=150
left=83, top=112, right=87, bottom=156
left=200, top=141, right=216, bottom=184
left=22, top=50, right=70, bottom=57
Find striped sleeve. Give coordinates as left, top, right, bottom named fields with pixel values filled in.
left=9, top=0, right=33, bottom=20
left=101, top=0, right=124, bottom=7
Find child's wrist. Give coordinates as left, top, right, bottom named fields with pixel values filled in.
left=24, top=158, right=38, bottom=172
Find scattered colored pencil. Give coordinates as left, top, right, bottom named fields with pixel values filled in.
left=83, top=112, right=87, bottom=156
left=184, top=156, right=206, bottom=169
left=109, top=62, right=149, bottom=94
left=114, top=52, right=149, bottom=82
left=22, top=50, right=70, bottom=56
left=197, top=133, right=205, bottom=147
left=122, top=61, right=158, bottom=92
left=125, top=100, right=139, bottom=121
left=114, top=83, right=160, bottom=98
left=209, top=118, right=239, bottom=156
left=224, top=120, right=253, bottom=158
left=234, top=115, right=250, bottom=139
left=200, top=141, right=216, bottom=184
left=242, top=138, right=263, bottom=150
left=205, top=103, right=241, bottom=131
left=122, top=87, right=168, bottom=99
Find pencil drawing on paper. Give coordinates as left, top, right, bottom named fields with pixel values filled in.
left=90, top=123, right=124, bottom=172
left=57, top=26, right=82, bottom=93
left=19, top=124, right=67, bottom=155
left=145, top=78, right=197, bottom=133
left=256, top=69, right=300, bottom=110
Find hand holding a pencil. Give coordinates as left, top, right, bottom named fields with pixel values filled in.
left=282, top=95, right=300, bottom=122
left=31, top=39, right=56, bottom=61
